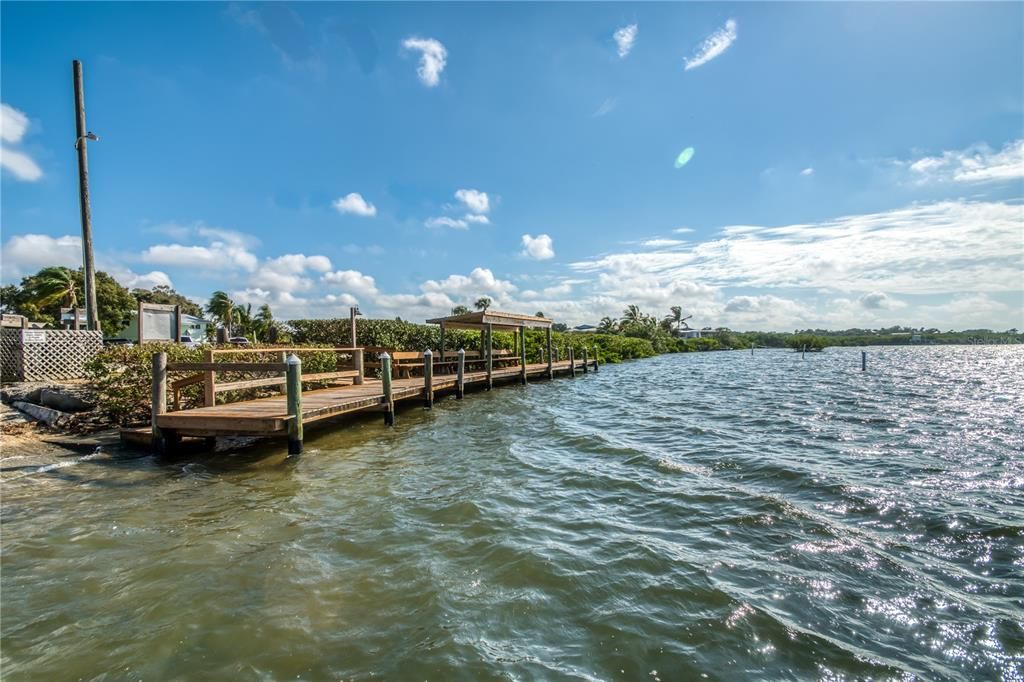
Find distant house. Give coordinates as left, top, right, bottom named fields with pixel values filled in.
left=113, top=312, right=211, bottom=343
left=573, top=324, right=598, bottom=333
left=677, top=329, right=703, bottom=339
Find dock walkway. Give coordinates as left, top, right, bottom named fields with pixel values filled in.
left=154, top=358, right=593, bottom=440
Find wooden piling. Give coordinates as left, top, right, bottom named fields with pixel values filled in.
left=861, top=351, right=867, bottom=371
left=151, top=352, right=168, bottom=454
left=456, top=348, right=465, bottom=399
left=381, top=353, right=395, bottom=425
left=486, top=323, right=493, bottom=390
left=285, top=353, right=303, bottom=455
left=423, top=348, right=434, bottom=408
left=546, top=327, right=554, bottom=380
left=353, top=348, right=364, bottom=385
left=203, top=348, right=216, bottom=406
left=582, top=346, right=589, bottom=374
left=519, top=326, right=527, bottom=385
left=569, top=347, right=576, bottom=377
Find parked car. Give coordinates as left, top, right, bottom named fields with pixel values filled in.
left=103, top=338, right=133, bottom=346
left=227, top=337, right=251, bottom=346
left=180, top=335, right=199, bottom=348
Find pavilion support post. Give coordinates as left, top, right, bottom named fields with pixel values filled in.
left=151, top=352, right=170, bottom=455
left=203, top=348, right=216, bottom=406
left=519, top=326, right=527, bottom=385
left=381, top=353, right=395, bottom=426
left=569, top=346, right=576, bottom=377
left=486, top=323, right=493, bottom=390
left=456, top=348, right=465, bottom=399
left=423, top=348, right=434, bottom=409
left=546, top=327, right=554, bottom=380
left=583, top=346, right=589, bottom=374
left=439, top=323, right=446, bottom=373
left=353, top=348, right=364, bottom=385
left=286, top=354, right=303, bottom=455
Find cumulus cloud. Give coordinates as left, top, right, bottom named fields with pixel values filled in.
left=403, top=37, right=447, bottom=87
left=573, top=200, right=1023, bottom=297
left=421, top=267, right=517, bottom=300
left=907, top=139, right=1024, bottom=183
left=1, top=234, right=82, bottom=280
left=141, top=225, right=260, bottom=272
left=425, top=216, right=469, bottom=230
left=801, top=167, right=814, bottom=176
left=684, top=19, right=737, bottom=71
left=858, top=291, right=904, bottom=310
left=333, top=192, right=377, bottom=217
left=614, top=23, right=637, bottom=58
left=1, top=103, right=42, bottom=181
left=521, top=234, right=555, bottom=260
left=322, top=269, right=379, bottom=298
left=642, top=238, right=684, bottom=248
left=253, top=253, right=334, bottom=294
left=464, top=214, right=490, bottom=225
left=454, top=188, right=490, bottom=214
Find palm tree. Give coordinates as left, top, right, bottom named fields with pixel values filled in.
left=450, top=304, right=470, bottom=316
left=474, top=297, right=492, bottom=312
left=255, top=304, right=274, bottom=342
left=597, top=316, right=619, bottom=334
left=665, top=306, right=682, bottom=331
left=206, top=291, right=236, bottom=335
left=621, top=304, right=643, bottom=325
left=233, top=303, right=254, bottom=340
left=27, top=266, right=81, bottom=308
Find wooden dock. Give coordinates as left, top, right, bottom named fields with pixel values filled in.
left=152, top=358, right=594, bottom=447
left=143, top=307, right=601, bottom=454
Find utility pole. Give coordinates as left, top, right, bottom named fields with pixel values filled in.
left=73, top=60, right=100, bottom=332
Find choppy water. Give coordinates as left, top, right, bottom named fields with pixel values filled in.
left=2, top=346, right=1022, bottom=680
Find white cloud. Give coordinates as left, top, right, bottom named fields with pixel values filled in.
left=858, top=291, right=905, bottom=311
left=573, top=200, right=1023, bottom=298
left=333, top=192, right=377, bottom=217
left=454, top=188, right=490, bottom=214
left=521, top=234, right=555, bottom=260
left=593, top=98, right=618, bottom=118
left=1, top=104, right=29, bottom=143
left=0, top=104, right=42, bottom=181
left=321, top=269, right=379, bottom=298
left=141, top=225, right=260, bottom=272
left=464, top=214, right=490, bottom=225
left=1, top=234, right=82, bottom=280
left=907, top=139, right=1024, bottom=183
left=253, top=253, right=334, bottom=294
left=402, top=37, right=447, bottom=87
left=673, top=227, right=695, bottom=234
left=614, top=24, right=637, bottom=58
left=425, top=216, right=469, bottom=229
left=801, top=167, right=814, bottom=176
left=684, top=19, right=737, bottom=71
left=642, top=238, right=684, bottom=248
left=421, top=267, right=517, bottom=301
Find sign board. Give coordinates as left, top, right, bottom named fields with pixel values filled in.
left=22, top=330, right=47, bottom=343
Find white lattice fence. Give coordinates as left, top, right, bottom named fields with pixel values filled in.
left=1, top=328, right=103, bottom=382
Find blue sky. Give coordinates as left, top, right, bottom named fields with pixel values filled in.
left=2, top=2, right=1022, bottom=331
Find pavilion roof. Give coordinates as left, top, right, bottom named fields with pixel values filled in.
left=425, top=310, right=553, bottom=331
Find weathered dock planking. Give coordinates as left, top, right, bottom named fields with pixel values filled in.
left=143, top=310, right=599, bottom=455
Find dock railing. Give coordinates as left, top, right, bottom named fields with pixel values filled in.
left=165, top=346, right=365, bottom=410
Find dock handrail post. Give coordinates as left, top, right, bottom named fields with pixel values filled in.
left=203, top=348, right=216, bottom=406
left=286, top=353, right=303, bottom=455
left=456, top=348, right=465, bottom=399
left=380, top=352, right=395, bottom=426
left=519, top=326, right=527, bottom=385
left=569, top=346, right=576, bottom=377
left=546, top=327, right=554, bottom=380
left=423, top=348, right=434, bottom=408
left=151, top=351, right=169, bottom=454
left=862, top=351, right=867, bottom=372
left=582, top=346, right=589, bottom=374
left=593, top=346, right=599, bottom=372
left=354, top=348, right=364, bottom=385
left=486, top=323, right=493, bottom=390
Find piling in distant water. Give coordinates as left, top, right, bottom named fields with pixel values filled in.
left=862, top=351, right=867, bottom=372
